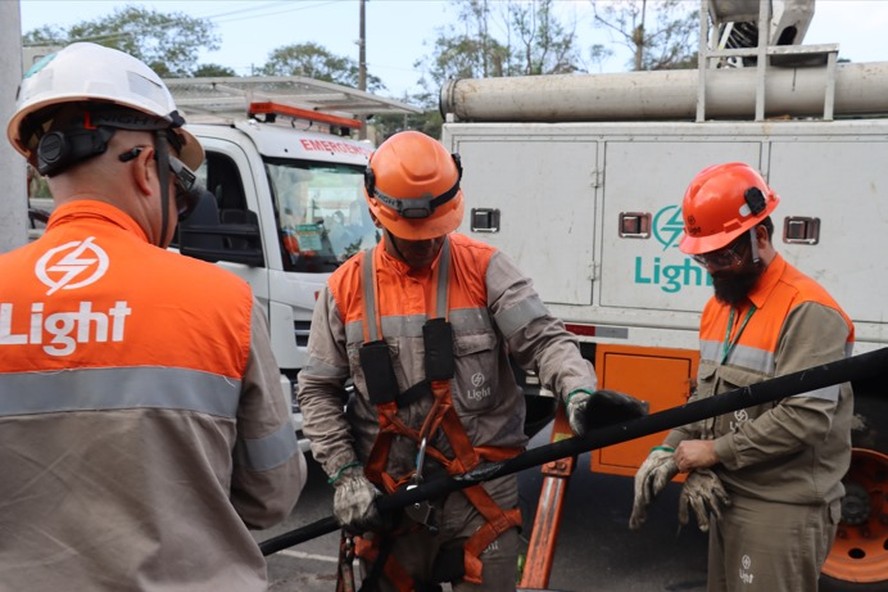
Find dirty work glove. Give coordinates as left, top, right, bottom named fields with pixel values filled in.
left=629, top=446, right=679, bottom=530
left=678, top=468, right=731, bottom=533
left=331, top=463, right=383, bottom=534
left=566, top=388, right=649, bottom=438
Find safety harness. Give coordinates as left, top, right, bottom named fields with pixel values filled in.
left=352, top=238, right=522, bottom=590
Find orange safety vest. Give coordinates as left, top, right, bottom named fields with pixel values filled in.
left=332, top=236, right=522, bottom=589
left=699, top=254, right=854, bottom=370
left=1, top=200, right=251, bottom=377
left=0, top=200, right=275, bottom=590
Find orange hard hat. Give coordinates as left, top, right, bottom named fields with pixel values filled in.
left=679, top=162, right=779, bottom=255
left=364, top=130, right=464, bottom=240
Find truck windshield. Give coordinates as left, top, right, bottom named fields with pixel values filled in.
left=265, top=158, right=380, bottom=272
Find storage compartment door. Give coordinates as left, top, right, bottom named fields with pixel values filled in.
left=591, top=344, right=699, bottom=477
left=454, top=139, right=598, bottom=306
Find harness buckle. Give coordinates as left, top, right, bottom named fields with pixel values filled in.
left=405, top=437, right=438, bottom=533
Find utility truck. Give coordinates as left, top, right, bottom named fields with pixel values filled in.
left=439, top=0, right=888, bottom=589
left=170, top=98, right=396, bottom=451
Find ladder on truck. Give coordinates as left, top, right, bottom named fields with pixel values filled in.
left=162, top=75, right=421, bottom=129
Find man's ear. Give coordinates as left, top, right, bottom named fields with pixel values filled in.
left=130, top=146, right=155, bottom=196
left=755, top=224, right=768, bottom=247
left=368, top=210, right=383, bottom=229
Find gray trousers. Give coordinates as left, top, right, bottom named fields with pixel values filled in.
left=707, top=493, right=841, bottom=592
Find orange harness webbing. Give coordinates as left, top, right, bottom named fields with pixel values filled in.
left=355, top=241, right=522, bottom=587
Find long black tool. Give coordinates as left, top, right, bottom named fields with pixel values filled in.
left=261, top=347, right=888, bottom=556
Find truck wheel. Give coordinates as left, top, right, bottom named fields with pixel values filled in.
left=820, top=448, right=888, bottom=591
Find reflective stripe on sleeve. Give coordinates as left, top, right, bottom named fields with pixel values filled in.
left=0, top=366, right=241, bottom=418
left=235, top=420, right=301, bottom=471
left=792, top=384, right=841, bottom=402
left=493, top=295, right=548, bottom=338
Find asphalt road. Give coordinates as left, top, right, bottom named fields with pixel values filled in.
left=254, top=423, right=709, bottom=592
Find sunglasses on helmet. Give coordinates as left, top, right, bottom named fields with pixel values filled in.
left=119, top=146, right=200, bottom=219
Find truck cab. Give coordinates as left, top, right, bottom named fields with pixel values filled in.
left=176, top=104, right=379, bottom=450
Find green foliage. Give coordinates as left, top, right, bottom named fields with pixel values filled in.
left=507, top=0, right=580, bottom=75
left=414, top=0, right=582, bottom=99
left=260, top=42, right=386, bottom=92
left=22, top=25, right=67, bottom=46
left=593, top=0, right=698, bottom=71
left=192, top=63, right=237, bottom=77
left=22, top=5, right=219, bottom=77
left=370, top=108, right=444, bottom=143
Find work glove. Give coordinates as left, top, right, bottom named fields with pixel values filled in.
left=566, top=388, right=649, bottom=438
left=629, top=446, right=679, bottom=530
left=331, top=463, right=384, bottom=534
left=678, top=468, right=731, bottom=533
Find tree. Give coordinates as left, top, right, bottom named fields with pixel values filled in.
left=415, top=0, right=582, bottom=96
left=260, top=42, right=386, bottom=92
left=369, top=103, right=443, bottom=143
left=592, top=0, right=698, bottom=71
left=192, top=63, right=237, bottom=77
left=508, top=0, right=580, bottom=75
left=22, top=5, right=218, bottom=77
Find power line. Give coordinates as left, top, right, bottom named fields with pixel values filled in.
left=210, top=1, right=343, bottom=25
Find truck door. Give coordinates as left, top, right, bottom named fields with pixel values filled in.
left=600, top=139, right=761, bottom=315
left=453, top=135, right=598, bottom=306
left=187, top=137, right=273, bottom=331
left=768, top=139, right=888, bottom=343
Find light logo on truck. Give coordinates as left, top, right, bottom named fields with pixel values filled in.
left=633, top=205, right=712, bottom=293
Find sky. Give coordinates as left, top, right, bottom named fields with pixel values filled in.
left=17, top=0, right=888, bottom=101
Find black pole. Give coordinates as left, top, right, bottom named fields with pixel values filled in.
left=260, top=347, right=888, bottom=556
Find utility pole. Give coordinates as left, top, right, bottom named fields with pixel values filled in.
left=0, top=0, right=27, bottom=252
left=358, top=0, right=367, bottom=139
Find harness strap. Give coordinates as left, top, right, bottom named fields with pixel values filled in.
left=361, top=248, right=382, bottom=344
left=354, top=536, right=414, bottom=592
left=358, top=236, right=522, bottom=586
left=461, top=484, right=523, bottom=584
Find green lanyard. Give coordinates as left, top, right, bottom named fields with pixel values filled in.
left=721, top=305, right=756, bottom=364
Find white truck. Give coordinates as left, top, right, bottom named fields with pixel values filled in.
left=24, top=81, right=419, bottom=454
left=171, top=102, right=383, bottom=451
left=439, top=1, right=888, bottom=589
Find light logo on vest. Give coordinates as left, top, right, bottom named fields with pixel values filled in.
left=36, top=236, right=109, bottom=295
left=0, top=237, right=132, bottom=356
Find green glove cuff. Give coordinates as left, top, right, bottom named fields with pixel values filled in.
left=566, top=388, right=596, bottom=405
left=328, top=461, right=363, bottom=485
left=650, top=445, right=675, bottom=454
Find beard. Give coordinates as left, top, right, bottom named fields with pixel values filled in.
left=712, top=261, right=764, bottom=306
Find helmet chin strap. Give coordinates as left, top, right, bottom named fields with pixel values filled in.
left=749, top=227, right=760, bottom=264
left=153, top=130, right=172, bottom=248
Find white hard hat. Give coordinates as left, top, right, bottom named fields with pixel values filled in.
left=7, top=42, right=203, bottom=170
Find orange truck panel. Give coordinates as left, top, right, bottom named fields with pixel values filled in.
left=591, top=343, right=699, bottom=477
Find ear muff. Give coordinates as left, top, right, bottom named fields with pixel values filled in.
left=36, top=127, right=115, bottom=177
left=744, top=187, right=766, bottom=215
left=364, top=164, right=376, bottom=197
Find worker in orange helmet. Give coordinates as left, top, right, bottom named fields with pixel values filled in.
left=298, top=130, right=648, bottom=591
left=0, top=43, right=307, bottom=590
left=629, top=162, right=854, bottom=592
